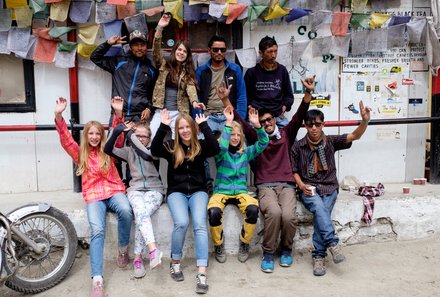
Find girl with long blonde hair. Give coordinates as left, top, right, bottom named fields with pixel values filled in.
left=54, top=97, right=132, bottom=297
left=150, top=109, right=219, bottom=294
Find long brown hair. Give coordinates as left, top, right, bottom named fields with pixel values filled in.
left=166, top=41, right=197, bottom=88
left=76, top=121, right=111, bottom=176
left=165, top=113, right=201, bottom=168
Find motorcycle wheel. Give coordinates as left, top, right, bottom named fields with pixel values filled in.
left=3, top=206, right=78, bottom=293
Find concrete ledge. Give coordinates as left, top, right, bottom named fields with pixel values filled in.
left=1, top=183, right=439, bottom=260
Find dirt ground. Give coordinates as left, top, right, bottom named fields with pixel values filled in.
left=1, top=237, right=439, bottom=297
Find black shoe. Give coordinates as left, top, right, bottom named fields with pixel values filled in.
left=238, top=241, right=250, bottom=263
left=170, top=262, right=184, bottom=282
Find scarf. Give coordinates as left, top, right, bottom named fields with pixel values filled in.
left=306, top=134, right=328, bottom=177
left=268, top=125, right=281, bottom=140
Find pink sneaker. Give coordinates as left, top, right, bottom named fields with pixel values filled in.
left=149, top=248, right=163, bottom=270
left=117, top=251, right=129, bottom=268
left=133, top=258, right=147, bottom=278
left=91, top=281, right=105, bottom=297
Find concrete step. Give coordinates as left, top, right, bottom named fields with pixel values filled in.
left=1, top=183, right=439, bottom=260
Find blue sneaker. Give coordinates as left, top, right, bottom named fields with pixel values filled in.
left=261, top=253, right=274, bottom=273
left=279, top=254, right=293, bottom=267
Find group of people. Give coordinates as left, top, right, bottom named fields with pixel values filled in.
left=55, top=13, right=371, bottom=297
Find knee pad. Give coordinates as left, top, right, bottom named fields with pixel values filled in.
left=245, top=205, right=259, bottom=224
left=208, top=207, right=223, bottom=226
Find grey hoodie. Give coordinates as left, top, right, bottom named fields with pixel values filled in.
left=104, top=124, right=165, bottom=195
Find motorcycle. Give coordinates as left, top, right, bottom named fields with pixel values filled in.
left=0, top=203, right=78, bottom=293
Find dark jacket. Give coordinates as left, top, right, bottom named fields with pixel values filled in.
left=90, top=42, right=157, bottom=120
left=150, top=121, right=220, bottom=195
left=196, top=59, right=247, bottom=119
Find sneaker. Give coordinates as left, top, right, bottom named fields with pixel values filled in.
left=313, top=257, right=326, bottom=276
left=260, top=253, right=274, bottom=273
left=91, top=281, right=105, bottom=297
left=195, top=273, right=209, bottom=294
left=117, top=251, right=129, bottom=268
left=214, top=243, right=227, bottom=263
left=133, top=259, right=146, bottom=278
left=170, top=262, right=184, bottom=282
left=238, top=241, right=250, bottom=263
left=328, top=244, right=346, bottom=264
left=149, top=248, right=163, bottom=270
left=279, top=253, right=293, bottom=267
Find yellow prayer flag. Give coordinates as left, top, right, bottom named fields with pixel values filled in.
left=369, top=13, right=391, bottom=28
left=78, top=24, right=101, bottom=45
left=14, top=6, right=33, bottom=28
left=5, top=0, right=27, bottom=19
left=164, top=0, right=183, bottom=27
left=77, top=43, right=98, bottom=58
left=263, top=4, right=289, bottom=21
left=50, top=0, right=71, bottom=22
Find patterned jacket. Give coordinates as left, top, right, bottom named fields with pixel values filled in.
left=151, top=36, right=198, bottom=114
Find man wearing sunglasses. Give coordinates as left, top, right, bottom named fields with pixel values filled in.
left=196, top=35, right=247, bottom=131
left=244, top=36, right=294, bottom=128
left=196, top=35, right=247, bottom=193
left=219, top=75, right=316, bottom=273
left=292, top=102, right=371, bottom=277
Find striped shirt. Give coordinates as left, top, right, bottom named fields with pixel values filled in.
left=55, top=118, right=126, bottom=204
left=291, top=134, right=352, bottom=196
left=214, top=125, right=268, bottom=195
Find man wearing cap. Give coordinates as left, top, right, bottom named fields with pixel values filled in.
left=91, top=30, right=157, bottom=122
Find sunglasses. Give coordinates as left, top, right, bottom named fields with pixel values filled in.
left=259, top=115, right=274, bottom=124
left=211, top=47, right=227, bottom=53
left=305, top=122, right=323, bottom=128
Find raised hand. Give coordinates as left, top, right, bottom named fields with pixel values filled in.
left=160, top=109, right=172, bottom=126
left=248, top=106, right=260, bottom=128
left=55, top=97, right=68, bottom=120
left=223, top=105, right=234, bottom=126
left=195, top=113, right=207, bottom=125
left=216, top=81, right=232, bottom=101
left=359, top=100, right=371, bottom=123
left=158, top=13, right=172, bottom=28
left=301, top=75, right=316, bottom=91
left=123, top=121, right=135, bottom=131
left=111, top=96, right=124, bottom=112
left=107, top=35, right=126, bottom=46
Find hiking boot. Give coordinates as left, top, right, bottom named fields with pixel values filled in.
left=279, top=252, right=293, bottom=267
left=214, top=243, right=227, bottom=263
left=313, top=257, right=326, bottom=276
left=133, top=258, right=146, bottom=278
left=195, top=273, right=209, bottom=294
left=260, top=252, right=274, bottom=273
left=328, top=244, right=346, bottom=264
left=238, top=241, right=250, bottom=263
left=170, top=262, right=184, bottom=282
left=117, top=250, right=129, bottom=268
left=149, top=248, right=163, bottom=270
left=90, top=281, right=105, bottom=297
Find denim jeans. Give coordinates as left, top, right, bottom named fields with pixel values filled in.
left=167, top=191, right=209, bottom=267
left=276, top=116, right=289, bottom=128
left=87, top=193, right=133, bottom=277
left=207, top=113, right=226, bottom=134
left=300, top=190, right=338, bottom=258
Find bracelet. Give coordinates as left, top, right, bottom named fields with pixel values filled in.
left=155, top=25, right=163, bottom=31
left=362, top=119, right=369, bottom=123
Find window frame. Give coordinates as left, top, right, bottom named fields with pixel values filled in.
left=0, top=59, right=36, bottom=113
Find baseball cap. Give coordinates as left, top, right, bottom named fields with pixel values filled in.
left=129, top=30, right=147, bottom=45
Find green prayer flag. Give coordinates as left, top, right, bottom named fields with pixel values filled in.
left=57, top=40, right=77, bottom=52
left=248, top=5, right=267, bottom=23
left=350, top=13, right=370, bottom=29
left=29, top=0, right=47, bottom=14
left=49, top=26, right=75, bottom=38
